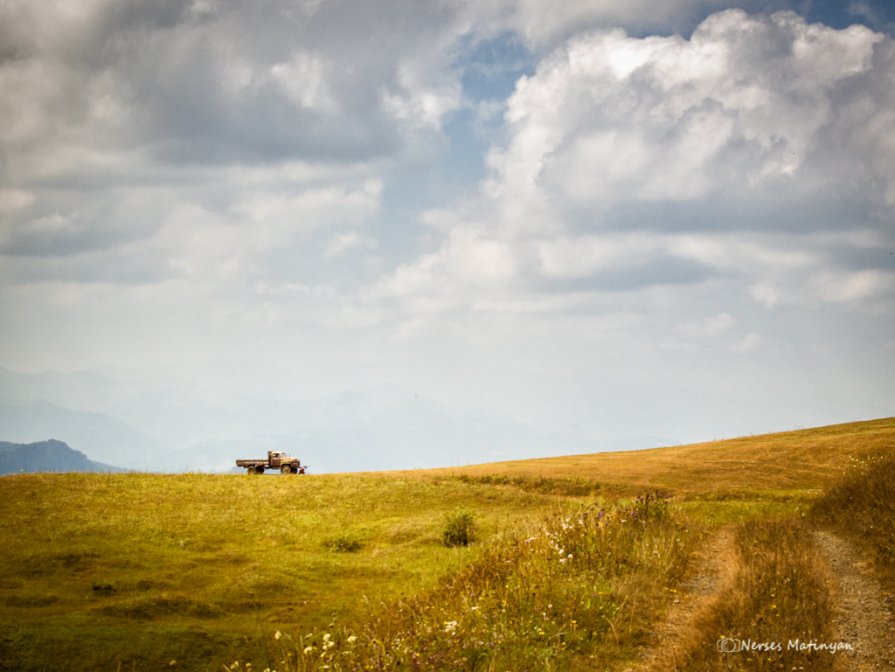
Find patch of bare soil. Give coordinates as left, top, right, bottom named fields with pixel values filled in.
left=813, top=529, right=895, bottom=671
left=623, top=527, right=738, bottom=672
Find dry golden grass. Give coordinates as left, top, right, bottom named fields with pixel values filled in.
left=416, top=417, right=895, bottom=499
left=812, top=450, right=895, bottom=590
left=673, top=517, right=836, bottom=672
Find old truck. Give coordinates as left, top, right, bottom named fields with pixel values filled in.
left=236, top=451, right=307, bottom=475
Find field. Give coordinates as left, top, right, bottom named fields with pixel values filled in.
left=1, top=417, right=893, bottom=671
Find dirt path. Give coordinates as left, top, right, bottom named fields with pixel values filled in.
left=813, top=530, right=895, bottom=671
left=622, top=526, right=738, bottom=672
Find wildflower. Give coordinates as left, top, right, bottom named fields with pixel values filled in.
left=346, top=635, right=357, bottom=645
left=303, top=646, right=315, bottom=655
left=274, top=630, right=282, bottom=640
left=444, top=620, right=458, bottom=634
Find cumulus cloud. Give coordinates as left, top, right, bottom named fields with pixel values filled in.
left=460, top=0, right=789, bottom=50
left=377, top=9, right=895, bottom=319
left=1, top=3, right=892, bottom=347
left=1, top=1, right=892, bottom=455
left=0, top=0, right=464, bottom=174
left=0, top=0, right=473, bottom=296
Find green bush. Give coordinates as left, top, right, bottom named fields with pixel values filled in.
left=442, top=509, right=476, bottom=547
left=323, top=534, right=364, bottom=553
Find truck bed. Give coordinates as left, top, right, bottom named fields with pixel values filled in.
left=235, top=459, right=267, bottom=467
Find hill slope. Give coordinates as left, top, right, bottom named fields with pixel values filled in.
left=422, top=417, right=895, bottom=497
left=0, top=417, right=892, bottom=671
left=0, top=439, right=124, bottom=474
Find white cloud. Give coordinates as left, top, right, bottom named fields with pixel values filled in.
left=0, top=1, right=892, bottom=475
left=490, top=9, right=885, bottom=224
left=373, top=9, right=895, bottom=325
left=811, top=269, right=895, bottom=303
left=730, top=332, right=764, bottom=352
left=459, top=0, right=774, bottom=50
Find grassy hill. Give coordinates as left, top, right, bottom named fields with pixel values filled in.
left=0, top=417, right=892, bottom=671
left=423, top=417, right=895, bottom=497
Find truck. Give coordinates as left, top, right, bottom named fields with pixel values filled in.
left=236, top=451, right=307, bottom=475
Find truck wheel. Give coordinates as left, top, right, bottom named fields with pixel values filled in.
left=247, top=466, right=258, bottom=475
left=281, top=465, right=292, bottom=474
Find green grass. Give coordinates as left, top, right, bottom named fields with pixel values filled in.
left=1, top=417, right=893, bottom=671
left=232, top=493, right=696, bottom=672
left=0, top=473, right=568, bottom=671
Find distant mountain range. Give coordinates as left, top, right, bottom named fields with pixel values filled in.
left=0, top=439, right=125, bottom=474
left=0, top=365, right=675, bottom=473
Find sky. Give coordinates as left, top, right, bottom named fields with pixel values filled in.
left=1, top=0, right=894, bottom=468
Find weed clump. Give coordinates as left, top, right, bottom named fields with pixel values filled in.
left=323, top=535, right=364, bottom=553
left=441, top=509, right=476, bottom=547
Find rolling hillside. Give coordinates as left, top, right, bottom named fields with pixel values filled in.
left=0, top=417, right=892, bottom=671
left=424, top=417, right=895, bottom=496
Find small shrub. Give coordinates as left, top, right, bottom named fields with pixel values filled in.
left=323, top=535, right=363, bottom=553
left=91, top=582, right=116, bottom=595
left=442, top=509, right=476, bottom=547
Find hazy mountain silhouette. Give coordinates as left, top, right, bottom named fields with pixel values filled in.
left=0, top=439, right=125, bottom=474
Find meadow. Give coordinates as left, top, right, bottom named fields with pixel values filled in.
left=0, top=417, right=893, bottom=671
